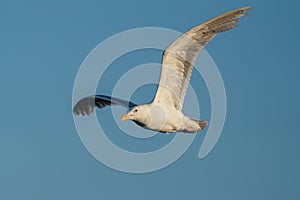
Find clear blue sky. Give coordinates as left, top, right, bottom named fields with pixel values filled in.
left=1, top=0, right=299, bottom=199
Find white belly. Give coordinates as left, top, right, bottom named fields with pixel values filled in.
left=146, top=104, right=183, bottom=133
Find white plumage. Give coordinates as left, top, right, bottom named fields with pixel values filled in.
left=73, top=7, right=251, bottom=133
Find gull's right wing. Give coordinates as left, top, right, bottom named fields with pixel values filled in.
left=73, top=95, right=137, bottom=116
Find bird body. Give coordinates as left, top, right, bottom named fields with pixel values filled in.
left=73, top=7, right=251, bottom=134
left=122, top=103, right=207, bottom=133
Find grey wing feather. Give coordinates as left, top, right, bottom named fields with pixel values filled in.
left=153, top=6, right=251, bottom=110
left=73, top=95, right=137, bottom=116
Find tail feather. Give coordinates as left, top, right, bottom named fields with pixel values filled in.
left=191, top=119, right=209, bottom=130
left=198, top=120, right=209, bottom=129
left=180, top=117, right=209, bottom=133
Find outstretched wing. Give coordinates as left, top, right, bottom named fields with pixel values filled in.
left=73, top=95, right=137, bottom=116
left=153, top=6, right=251, bottom=110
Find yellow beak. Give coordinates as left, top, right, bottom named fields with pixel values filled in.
left=121, top=114, right=130, bottom=122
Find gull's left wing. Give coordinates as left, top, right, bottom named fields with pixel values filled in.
left=153, top=6, right=251, bottom=110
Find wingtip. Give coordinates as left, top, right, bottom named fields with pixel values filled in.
left=241, top=6, right=252, bottom=12
left=72, top=101, right=95, bottom=116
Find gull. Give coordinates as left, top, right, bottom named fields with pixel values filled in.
left=73, top=6, right=251, bottom=134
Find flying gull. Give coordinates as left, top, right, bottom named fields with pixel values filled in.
left=73, top=7, right=251, bottom=133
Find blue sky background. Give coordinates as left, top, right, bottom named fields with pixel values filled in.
left=1, top=0, right=300, bottom=199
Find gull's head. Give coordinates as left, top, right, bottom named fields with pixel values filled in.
left=121, top=105, right=149, bottom=122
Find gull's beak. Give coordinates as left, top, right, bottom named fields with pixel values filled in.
left=121, top=113, right=130, bottom=122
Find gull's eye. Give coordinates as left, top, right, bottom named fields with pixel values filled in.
left=133, top=109, right=138, bottom=113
